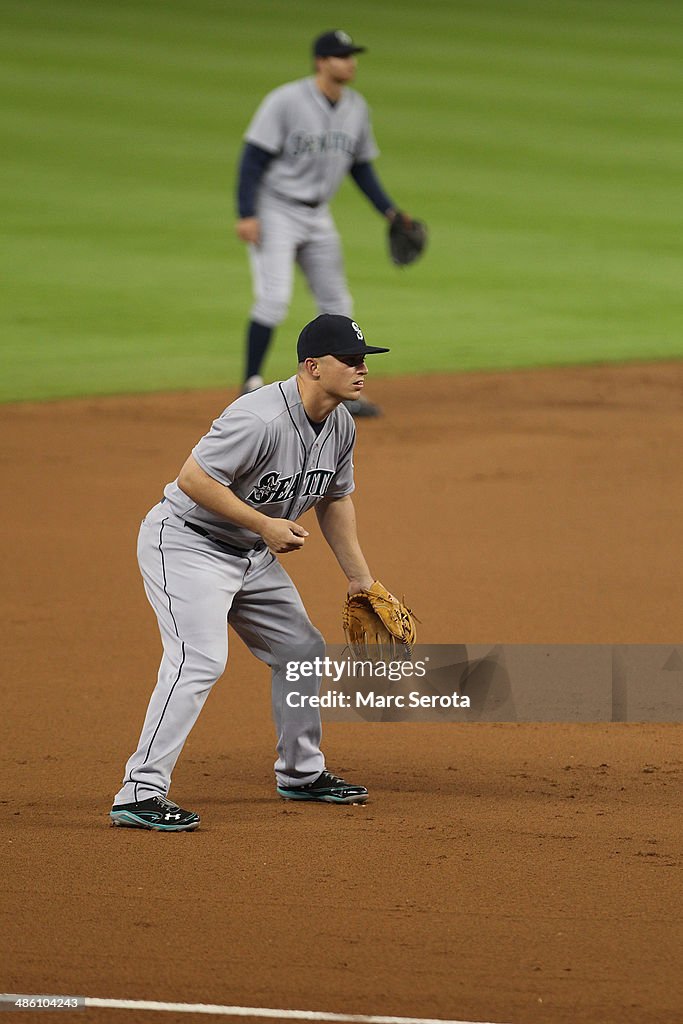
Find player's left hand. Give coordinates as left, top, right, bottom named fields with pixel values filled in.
left=386, top=209, right=414, bottom=229
left=343, top=581, right=417, bottom=660
left=347, top=576, right=374, bottom=595
left=387, top=212, right=428, bottom=267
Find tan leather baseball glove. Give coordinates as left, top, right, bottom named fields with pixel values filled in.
left=343, top=581, right=417, bottom=660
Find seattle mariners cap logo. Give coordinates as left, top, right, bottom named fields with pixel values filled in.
left=297, top=314, right=390, bottom=361
left=313, top=30, right=367, bottom=58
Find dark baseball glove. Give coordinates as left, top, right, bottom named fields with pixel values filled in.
left=388, top=214, right=428, bottom=267
left=343, top=581, right=417, bottom=660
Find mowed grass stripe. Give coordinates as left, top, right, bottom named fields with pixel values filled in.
left=1, top=0, right=682, bottom=400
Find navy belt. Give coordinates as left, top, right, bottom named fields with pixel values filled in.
left=271, top=191, right=321, bottom=209
left=183, top=520, right=264, bottom=557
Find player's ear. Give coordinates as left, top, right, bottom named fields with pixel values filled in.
left=305, top=357, right=320, bottom=378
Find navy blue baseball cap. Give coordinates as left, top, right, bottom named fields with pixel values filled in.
left=313, top=30, right=367, bottom=58
left=297, top=315, right=389, bottom=360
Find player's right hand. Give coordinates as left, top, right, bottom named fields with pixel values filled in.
left=236, top=217, right=260, bottom=244
left=260, top=518, right=308, bottom=553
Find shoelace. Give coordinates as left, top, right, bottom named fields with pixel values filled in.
left=320, top=771, right=345, bottom=786
left=152, top=795, right=180, bottom=810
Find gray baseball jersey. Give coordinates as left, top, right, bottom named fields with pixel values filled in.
left=114, top=379, right=356, bottom=806
left=163, top=376, right=356, bottom=548
left=245, top=77, right=379, bottom=206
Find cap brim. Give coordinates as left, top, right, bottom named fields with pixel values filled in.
left=340, top=345, right=390, bottom=355
left=324, top=45, right=366, bottom=56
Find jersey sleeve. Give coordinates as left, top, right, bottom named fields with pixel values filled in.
left=192, top=407, right=270, bottom=487
left=354, top=97, right=380, bottom=163
left=244, top=87, right=289, bottom=155
left=236, top=143, right=276, bottom=217
left=324, top=423, right=356, bottom=499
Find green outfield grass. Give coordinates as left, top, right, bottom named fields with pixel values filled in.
left=1, top=0, right=682, bottom=401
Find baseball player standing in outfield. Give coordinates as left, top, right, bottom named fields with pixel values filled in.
left=110, top=314, right=389, bottom=831
left=236, top=29, right=413, bottom=418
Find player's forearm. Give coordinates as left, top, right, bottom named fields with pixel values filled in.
left=349, top=161, right=394, bottom=216
left=315, top=496, right=373, bottom=586
left=177, top=456, right=269, bottom=536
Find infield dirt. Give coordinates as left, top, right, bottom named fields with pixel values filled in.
left=2, top=362, right=682, bottom=1024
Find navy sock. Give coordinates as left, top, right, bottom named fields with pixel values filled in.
left=245, top=321, right=274, bottom=380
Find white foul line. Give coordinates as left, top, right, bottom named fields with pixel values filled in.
left=0, top=994, right=507, bottom=1024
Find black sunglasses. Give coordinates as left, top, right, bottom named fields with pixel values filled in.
left=333, top=353, right=367, bottom=368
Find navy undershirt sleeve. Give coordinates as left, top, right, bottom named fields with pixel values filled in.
left=350, top=162, right=394, bottom=215
left=237, top=143, right=276, bottom=218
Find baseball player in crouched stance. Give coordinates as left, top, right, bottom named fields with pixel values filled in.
left=110, top=314, right=388, bottom=832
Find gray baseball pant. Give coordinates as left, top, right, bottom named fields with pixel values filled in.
left=114, top=504, right=325, bottom=805
left=249, top=193, right=353, bottom=327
